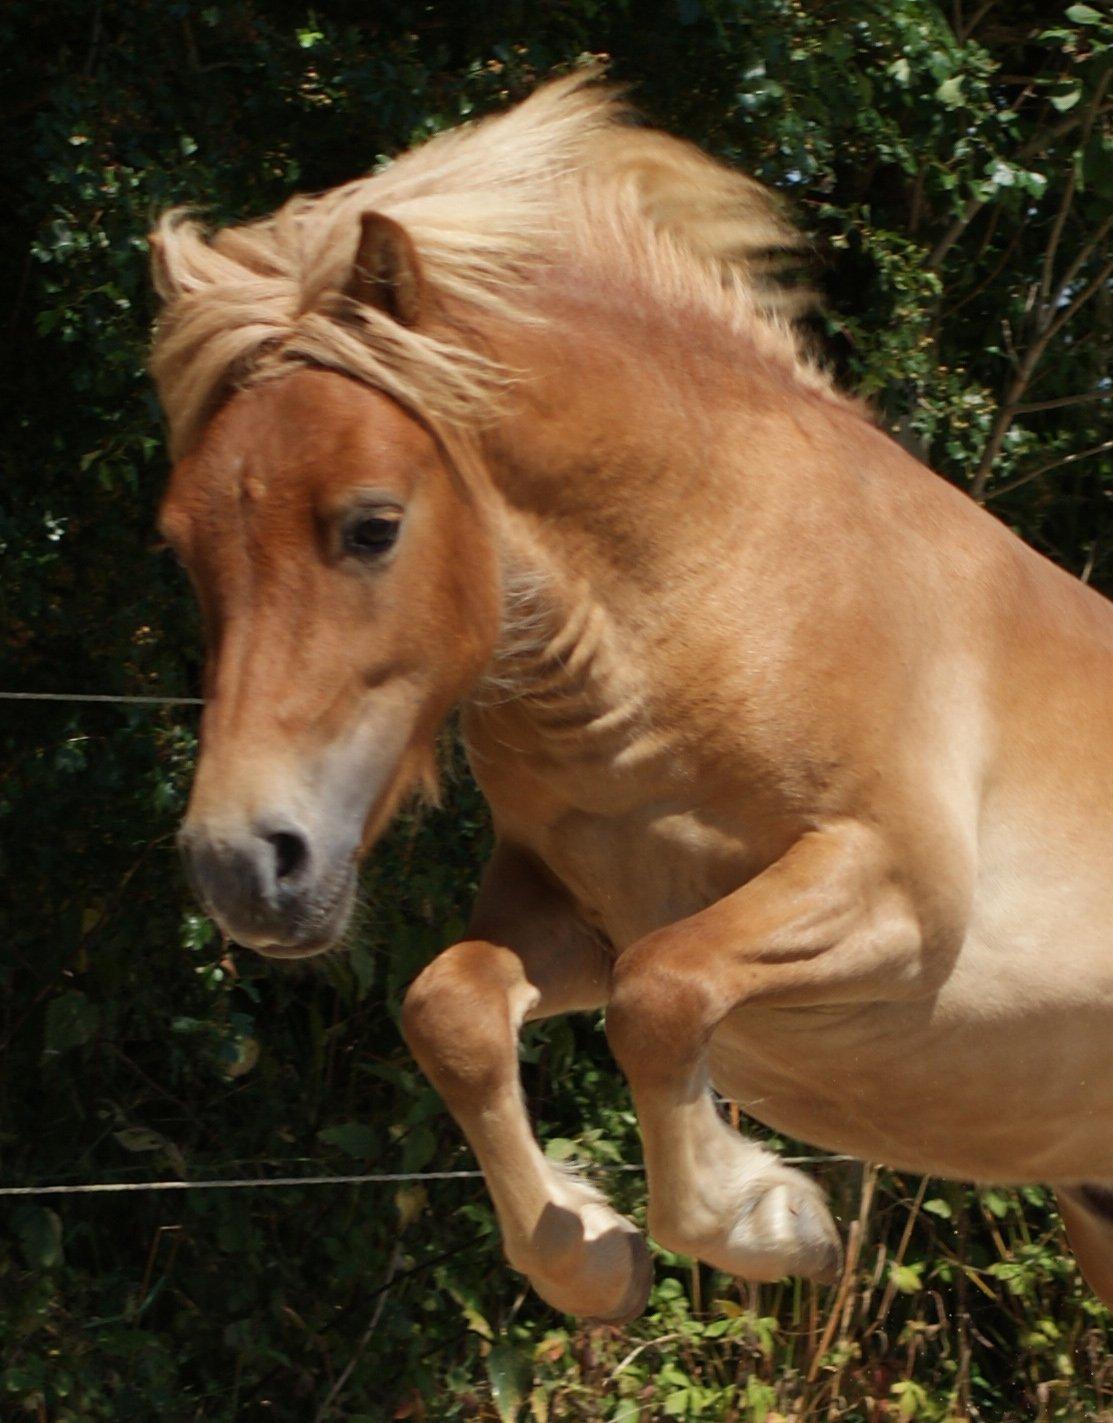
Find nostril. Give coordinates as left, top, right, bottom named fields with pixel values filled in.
left=268, top=830, right=309, bottom=883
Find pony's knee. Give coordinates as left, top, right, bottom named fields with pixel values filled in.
left=402, top=942, right=522, bottom=1095
left=606, top=932, right=719, bottom=1081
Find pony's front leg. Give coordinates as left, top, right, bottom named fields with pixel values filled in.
left=606, top=824, right=929, bottom=1284
left=401, top=843, right=652, bottom=1322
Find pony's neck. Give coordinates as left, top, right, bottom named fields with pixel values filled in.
left=465, top=291, right=829, bottom=769
left=480, top=285, right=833, bottom=624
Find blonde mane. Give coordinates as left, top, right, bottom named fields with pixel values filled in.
left=150, top=70, right=837, bottom=460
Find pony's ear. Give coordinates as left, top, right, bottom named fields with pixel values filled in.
left=345, top=211, right=424, bottom=326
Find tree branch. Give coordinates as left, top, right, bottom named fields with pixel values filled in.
left=926, top=106, right=1110, bottom=271
left=956, top=0, right=997, bottom=43
left=985, top=438, right=1113, bottom=501
left=1010, top=389, right=1111, bottom=415
left=1043, top=71, right=1110, bottom=294
left=970, top=248, right=1113, bottom=499
left=1043, top=213, right=1113, bottom=330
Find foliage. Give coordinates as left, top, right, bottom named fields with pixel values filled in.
left=1, top=1, right=1110, bottom=1419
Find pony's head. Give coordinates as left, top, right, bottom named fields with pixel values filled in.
left=157, top=219, right=501, bottom=957
left=150, top=71, right=825, bottom=956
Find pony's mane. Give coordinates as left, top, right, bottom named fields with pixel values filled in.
left=150, top=70, right=839, bottom=459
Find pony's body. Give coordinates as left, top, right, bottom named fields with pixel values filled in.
left=151, top=74, right=1113, bottom=1319
left=459, top=285, right=1113, bottom=1189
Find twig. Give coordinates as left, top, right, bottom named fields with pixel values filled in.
left=825, top=1164, right=879, bottom=1416
left=1033, top=64, right=1109, bottom=316
left=971, top=249, right=1113, bottom=499
left=314, top=1241, right=404, bottom=1421
left=82, top=0, right=103, bottom=80
left=955, top=1208, right=973, bottom=1418
left=870, top=1176, right=930, bottom=1332
left=607, top=1332, right=684, bottom=1382
left=1039, top=163, right=1076, bottom=312
left=955, top=0, right=997, bottom=42
left=1042, top=217, right=1113, bottom=327
left=1010, top=389, right=1110, bottom=415
left=808, top=1218, right=860, bottom=1386
left=806, top=1164, right=875, bottom=1385
left=926, top=107, right=1108, bottom=271
left=940, top=222, right=1022, bottom=323
left=102, top=1042, right=205, bottom=1130
left=985, top=438, right=1113, bottom=500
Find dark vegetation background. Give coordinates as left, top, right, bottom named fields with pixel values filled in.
left=2, top=1, right=1111, bottom=1418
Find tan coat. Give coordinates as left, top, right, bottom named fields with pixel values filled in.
left=153, top=76, right=1113, bottom=1320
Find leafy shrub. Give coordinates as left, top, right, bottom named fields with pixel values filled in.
left=2, top=2, right=1110, bottom=1417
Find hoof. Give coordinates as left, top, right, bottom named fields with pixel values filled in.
left=585, top=1230, right=654, bottom=1325
left=738, top=1177, right=843, bottom=1284
left=653, top=1165, right=842, bottom=1285
left=522, top=1200, right=653, bottom=1322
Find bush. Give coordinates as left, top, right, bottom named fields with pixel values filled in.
left=2, top=2, right=1110, bottom=1417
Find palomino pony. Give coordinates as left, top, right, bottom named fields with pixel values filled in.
left=151, top=74, right=1113, bottom=1322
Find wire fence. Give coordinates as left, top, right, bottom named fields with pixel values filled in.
left=0, top=1170, right=486, bottom=1198
left=2, top=686, right=855, bottom=1203
left=0, top=1157, right=851, bottom=1199
left=0, top=691, right=202, bottom=705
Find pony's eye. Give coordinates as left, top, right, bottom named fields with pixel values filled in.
left=344, top=512, right=401, bottom=560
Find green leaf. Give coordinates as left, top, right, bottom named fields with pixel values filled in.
left=889, top=1262, right=924, bottom=1294
left=543, top=1137, right=581, bottom=1162
left=891, top=1378, right=928, bottom=1418
left=1081, top=132, right=1113, bottom=197
left=1050, top=85, right=1083, bottom=112
left=1065, top=4, right=1105, bottom=24
left=114, top=1127, right=169, bottom=1153
left=42, top=990, right=99, bottom=1056
left=983, top=1188, right=1011, bottom=1218
left=348, top=941, right=375, bottom=998
left=936, top=76, right=965, bottom=109
left=318, top=1122, right=374, bottom=1158
left=746, top=1374, right=776, bottom=1419
left=400, top=1124, right=435, bottom=1172
left=394, top=1183, right=427, bottom=1229
left=486, top=1342, right=532, bottom=1423
left=13, top=1206, right=64, bottom=1270
left=451, top=1288, right=493, bottom=1340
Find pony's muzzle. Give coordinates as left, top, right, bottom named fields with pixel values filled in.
left=178, top=818, right=344, bottom=957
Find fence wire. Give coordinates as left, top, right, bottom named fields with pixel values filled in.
left=0, top=691, right=202, bottom=705
left=0, top=1158, right=851, bottom=1199
left=1, top=688, right=852, bottom=1202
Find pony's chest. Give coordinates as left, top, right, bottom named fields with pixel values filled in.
left=464, top=707, right=768, bottom=948
left=504, top=796, right=756, bottom=948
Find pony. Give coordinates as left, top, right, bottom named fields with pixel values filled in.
left=150, top=71, right=1113, bottom=1322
